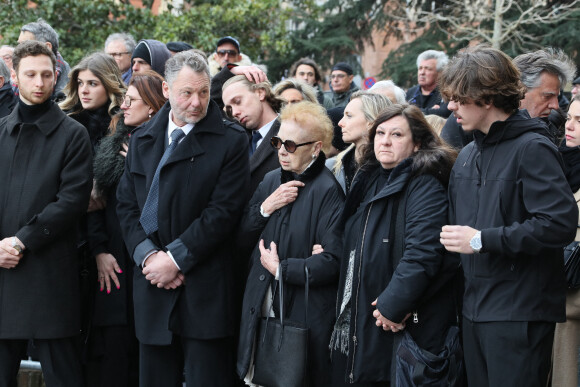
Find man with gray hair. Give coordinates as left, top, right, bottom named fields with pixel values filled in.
left=407, top=49, right=451, bottom=118
left=18, top=18, right=70, bottom=97
left=514, top=48, right=576, bottom=143
left=117, top=50, right=249, bottom=386
left=0, top=60, right=16, bottom=118
left=369, top=79, right=406, bottom=104
left=104, top=32, right=136, bottom=85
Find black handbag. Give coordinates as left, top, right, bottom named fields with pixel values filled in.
left=393, top=326, right=464, bottom=387
left=564, top=241, right=580, bottom=289
left=252, top=266, right=310, bottom=387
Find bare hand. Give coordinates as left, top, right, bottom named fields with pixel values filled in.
left=0, top=237, right=23, bottom=269
left=259, top=240, right=280, bottom=276
left=88, top=181, right=106, bottom=212
left=371, top=299, right=408, bottom=332
left=119, top=143, right=129, bottom=158
left=142, top=251, right=181, bottom=288
left=261, top=181, right=305, bottom=215
left=96, top=253, right=122, bottom=294
left=440, top=225, right=478, bottom=254
left=230, top=65, right=268, bottom=84
left=164, top=272, right=186, bottom=290
left=432, top=104, right=440, bottom=109
left=312, top=244, right=323, bottom=255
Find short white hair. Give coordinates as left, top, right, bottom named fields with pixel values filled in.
left=369, top=80, right=406, bottom=104
left=416, top=50, right=449, bottom=71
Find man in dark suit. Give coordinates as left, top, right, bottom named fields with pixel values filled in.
left=116, top=51, right=249, bottom=386
left=222, top=75, right=283, bottom=194
left=0, top=41, right=92, bottom=386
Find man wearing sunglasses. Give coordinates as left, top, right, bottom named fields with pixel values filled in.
left=209, top=36, right=252, bottom=77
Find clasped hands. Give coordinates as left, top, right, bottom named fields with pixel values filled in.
left=0, top=237, right=24, bottom=269
left=371, top=299, right=410, bottom=333
left=143, top=251, right=185, bottom=290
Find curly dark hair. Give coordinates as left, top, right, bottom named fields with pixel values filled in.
left=13, top=40, right=56, bottom=73
left=439, top=45, right=525, bottom=115
left=288, top=57, right=323, bottom=84
left=360, top=104, right=457, bottom=186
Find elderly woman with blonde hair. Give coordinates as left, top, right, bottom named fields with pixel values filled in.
left=237, top=101, right=345, bottom=386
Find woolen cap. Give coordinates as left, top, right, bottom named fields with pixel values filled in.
left=332, top=62, right=353, bottom=75
left=132, top=41, right=151, bottom=65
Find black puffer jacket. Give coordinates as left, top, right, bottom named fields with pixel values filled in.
left=237, top=154, right=345, bottom=386
left=449, top=110, right=578, bottom=323
left=336, top=158, right=459, bottom=384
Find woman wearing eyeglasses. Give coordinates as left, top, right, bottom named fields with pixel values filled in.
left=237, top=101, right=345, bottom=386
left=329, top=91, right=392, bottom=194
left=84, top=70, right=167, bottom=387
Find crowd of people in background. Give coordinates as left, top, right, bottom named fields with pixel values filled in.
left=0, top=16, right=579, bottom=387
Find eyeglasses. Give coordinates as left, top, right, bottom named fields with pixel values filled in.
left=330, top=73, right=347, bottom=80
left=107, top=51, right=130, bottom=58
left=270, top=136, right=316, bottom=153
left=123, top=96, right=142, bottom=107
left=216, top=49, right=238, bottom=57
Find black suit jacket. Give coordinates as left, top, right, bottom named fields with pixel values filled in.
left=249, top=119, right=281, bottom=195
left=116, top=100, right=250, bottom=344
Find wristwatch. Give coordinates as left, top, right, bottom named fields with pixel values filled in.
left=11, top=237, right=23, bottom=254
left=469, top=231, right=482, bottom=254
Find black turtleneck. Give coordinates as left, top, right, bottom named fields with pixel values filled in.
left=18, top=98, right=53, bottom=124
left=560, top=141, right=580, bottom=193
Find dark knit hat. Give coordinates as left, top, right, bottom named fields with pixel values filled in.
left=331, top=62, right=353, bottom=75
left=132, top=41, right=151, bottom=65
left=216, top=36, right=240, bottom=52
left=166, top=41, right=193, bottom=53
left=327, top=106, right=348, bottom=152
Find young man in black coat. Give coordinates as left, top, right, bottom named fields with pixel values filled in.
left=116, top=50, right=249, bottom=386
left=0, top=41, right=93, bottom=386
left=439, top=46, right=578, bottom=387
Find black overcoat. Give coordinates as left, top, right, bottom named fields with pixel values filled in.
left=336, top=160, right=459, bottom=384
left=116, top=100, right=250, bottom=345
left=0, top=102, right=93, bottom=338
left=236, top=155, right=344, bottom=386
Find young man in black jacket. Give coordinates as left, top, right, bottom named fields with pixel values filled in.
left=439, top=46, right=578, bottom=387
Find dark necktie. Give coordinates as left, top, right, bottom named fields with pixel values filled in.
left=249, top=130, right=262, bottom=156
left=140, top=128, right=185, bottom=235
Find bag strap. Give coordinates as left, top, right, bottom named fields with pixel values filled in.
left=304, top=266, right=310, bottom=326
left=277, top=265, right=311, bottom=327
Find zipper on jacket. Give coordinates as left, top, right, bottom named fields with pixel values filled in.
left=349, top=202, right=373, bottom=383
left=413, top=311, right=418, bottom=323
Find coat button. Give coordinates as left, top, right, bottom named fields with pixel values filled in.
left=250, top=307, right=255, bottom=314
left=43, top=228, right=50, bottom=235
left=259, top=274, right=265, bottom=281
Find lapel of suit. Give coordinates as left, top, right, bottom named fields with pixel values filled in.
left=250, top=118, right=280, bottom=173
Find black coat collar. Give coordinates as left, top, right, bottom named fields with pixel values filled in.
left=6, top=101, right=67, bottom=137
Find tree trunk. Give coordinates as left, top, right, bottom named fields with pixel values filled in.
left=492, top=0, right=503, bottom=49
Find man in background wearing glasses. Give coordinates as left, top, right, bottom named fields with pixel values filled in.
left=209, top=36, right=253, bottom=77
left=104, top=33, right=136, bottom=85
left=326, top=61, right=360, bottom=108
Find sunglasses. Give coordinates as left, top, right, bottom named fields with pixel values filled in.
left=270, top=136, right=316, bottom=153
left=217, top=49, right=238, bottom=57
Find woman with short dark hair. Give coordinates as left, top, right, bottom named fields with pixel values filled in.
left=330, top=104, right=460, bottom=386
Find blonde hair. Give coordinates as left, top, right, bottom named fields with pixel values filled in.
left=279, top=101, right=333, bottom=154
left=424, top=114, right=446, bottom=136
left=273, top=78, right=318, bottom=104
left=60, top=52, right=125, bottom=117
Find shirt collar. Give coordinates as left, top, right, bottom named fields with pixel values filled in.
left=167, top=109, right=194, bottom=143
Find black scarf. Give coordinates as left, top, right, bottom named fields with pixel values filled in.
left=280, top=151, right=327, bottom=184
left=93, top=115, right=134, bottom=197
left=560, top=140, right=580, bottom=192
left=70, top=104, right=113, bottom=148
